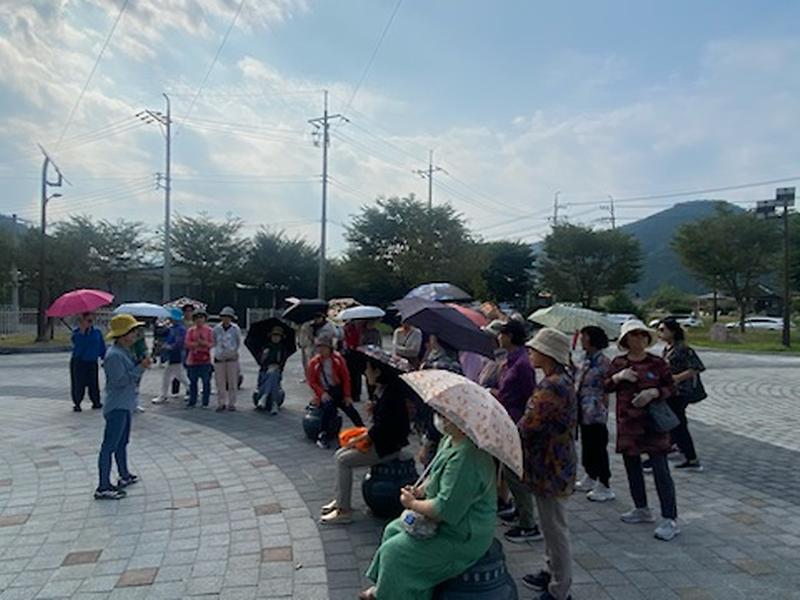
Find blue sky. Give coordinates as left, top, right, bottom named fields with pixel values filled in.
left=1, top=0, right=799, bottom=254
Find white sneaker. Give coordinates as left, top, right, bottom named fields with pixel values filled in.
left=574, top=474, right=596, bottom=492
left=620, top=507, right=655, bottom=524
left=135, top=406, right=146, bottom=413
left=151, top=396, right=166, bottom=404
left=654, top=519, right=680, bottom=541
left=587, top=484, right=615, bottom=502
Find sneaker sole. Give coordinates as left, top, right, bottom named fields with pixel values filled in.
left=587, top=495, right=616, bottom=502
left=521, top=580, right=549, bottom=591
left=504, top=535, right=544, bottom=544
left=621, top=518, right=656, bottom=524
left=654, top=530, right=681, bottom=541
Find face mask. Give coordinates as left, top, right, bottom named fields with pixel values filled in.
left=433, top=414, right=447, bottom=435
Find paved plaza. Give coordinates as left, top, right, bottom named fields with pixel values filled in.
left=0, top=349, right=799, bottom=599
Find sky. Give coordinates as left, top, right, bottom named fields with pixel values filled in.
left=1, top=0, right=799, bottom=255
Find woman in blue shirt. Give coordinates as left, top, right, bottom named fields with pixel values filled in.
left=70, top=312, right=106, bottom=412
left=96, top=314, right=151, bottom=500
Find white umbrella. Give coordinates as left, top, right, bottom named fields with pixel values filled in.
left=337, top=305, right=386, bottom=321
left=529, top=304, right=619, bottom=339
left=401, top=369, right=523, bottom=476
left=113, top=302, right=171, bottom=319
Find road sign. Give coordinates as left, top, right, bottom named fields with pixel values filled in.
left=776, top=187, right=795, bottom=207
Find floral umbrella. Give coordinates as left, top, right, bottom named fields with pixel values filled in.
left=400, top=369, right=523, bottom=476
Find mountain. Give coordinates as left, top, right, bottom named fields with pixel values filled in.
left=619, top=200, right=742, bottom=298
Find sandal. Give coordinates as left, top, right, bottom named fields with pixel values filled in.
left=320, top=499, right=337, bottom=515
left=319, top=508, right=353, bottom=525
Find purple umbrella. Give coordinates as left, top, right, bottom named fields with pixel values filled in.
left=404, top=283, right=472, bottom=303
left=394, top=298, right=495, bottom=357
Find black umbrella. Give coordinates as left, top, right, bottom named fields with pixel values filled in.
left=245, top=318, right=296, bottom=363
left=404, top=282, right=472, bottom=303
left=394, top=298, right=495, bottom=357
left=281, top=298, right=328, bottom=324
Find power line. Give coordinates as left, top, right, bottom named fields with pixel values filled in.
left=175, top=0, right=247, bottom=136
left=339, top=0, right=403, bottom=118
left=55, top=0, right=130, bottom=148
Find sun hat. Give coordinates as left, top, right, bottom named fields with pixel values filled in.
left=618, top=319, right=655, bottom=350
left=220, top=306, right=237, bottom=318
left=357, top=345, right=412, bottom=373
left=169, top=307, right=183, bottom=321
left=525, top=327, right=571, bottom=367
left=106, top=314, right=145, bottom=340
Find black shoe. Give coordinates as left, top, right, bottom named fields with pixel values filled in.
left=91, top=403, right=102, bottom=410
left=498, top=507, right=518, bottom=524
left=94, top=488, right=126, bottom=500
left=675, top=459, right=704, bottom=471
left=117, top=474, right=139, bottom=488
left=497, top=498, right=514, bottom=515
left=642, top=459, right=653, bottom=473
left=73, top=405, right=82, bottom=412
left=504, top=525, right=543, bottom=543
left=522, top=570, right=551, bottom=591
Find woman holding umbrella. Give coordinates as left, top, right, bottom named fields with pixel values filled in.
left=320, top=346, right=411, bottom=525
left=248, top=321, right=294, bottom=415
left=360, top=369, right=518, bottom=600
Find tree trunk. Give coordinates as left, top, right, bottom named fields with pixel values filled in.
left=738, top=302, right=747, bottom=333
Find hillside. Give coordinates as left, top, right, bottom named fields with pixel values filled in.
left=619, top=200, right=742, bottom=297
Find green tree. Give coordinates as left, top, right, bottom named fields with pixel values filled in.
left=539, top=223, right=642, bottom=308
left=170, top=213, right=248, bottom=299
left=340, top=195, right=479, bottom=305
left=645, top=284, right=695, bottom=314
left=673, top=206, right=781, bottom=330
left=480, top=241, right=535, bottom=303
left=245, top=229, right=318, bottom=301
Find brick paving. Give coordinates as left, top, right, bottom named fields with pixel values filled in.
left=0, top=349, right=799, bottom=599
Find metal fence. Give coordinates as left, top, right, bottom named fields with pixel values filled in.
left=0, top=307, right=113, bottom=336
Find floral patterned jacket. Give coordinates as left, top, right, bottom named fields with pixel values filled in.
left=518, top=369, right=577, bottom=498
left=576, top=350, right=611, bottom=426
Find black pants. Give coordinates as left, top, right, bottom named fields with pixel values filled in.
left=623, top=453, right=677, bottom=519
left=320, top=386, right=364, bottom=440
left=70, top=358, right=101, bottom=408
left=580, top=423, right=611, bottom=486
left=344, top=351, right=364, bottom=402
left=668, top=396, right=697, bottom=461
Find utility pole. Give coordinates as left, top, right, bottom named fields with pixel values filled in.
left=137, top=93, right=172, bottom=302
left=10, top=214, right=19, bottom=332
left=551, top=191, right=566, bottom=225
left=414, top=150, right=444, bottom=210
left=601, top=194, right=617, bottom=229
left=308, top=90, right=344, bottom=299
left=36, top=145, right=66, bottom=342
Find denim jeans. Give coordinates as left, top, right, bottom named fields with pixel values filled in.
left=98, top=409, right=131, bottom=491
left=187, top=364, right=212, bottom=406
left=256, top=368, right=283, bottom=409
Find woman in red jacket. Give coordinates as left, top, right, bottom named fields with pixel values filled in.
left=307, top=335, right=364, bottom=448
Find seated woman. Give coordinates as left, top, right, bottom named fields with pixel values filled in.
left=252, top=326, right=290, bottom=415
left=361, top=412, right=496, bottom=600
left=320, top=346, right=412, bottom=525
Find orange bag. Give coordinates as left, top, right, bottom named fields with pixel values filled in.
left=339, top=426, right=371, bottom=452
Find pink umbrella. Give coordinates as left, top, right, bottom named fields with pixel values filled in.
left=447, top=303, right=488, bottom=328
left=46, top=289, right=114, bottom=318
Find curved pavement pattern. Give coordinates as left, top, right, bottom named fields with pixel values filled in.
left=1, top=349, right=799, bottom=599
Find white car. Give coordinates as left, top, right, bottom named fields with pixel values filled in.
left=648, top=314, right=704, bottom=328
left=726, top=317, right=784, bottom=331
left=605, top=313, right=637, bottom=327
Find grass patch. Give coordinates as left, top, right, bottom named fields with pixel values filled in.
left=685, top=321, right=800, bottom=354
left=0, top=331, right=71, bottom=348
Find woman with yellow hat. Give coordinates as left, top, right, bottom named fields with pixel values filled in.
left=95, top=314, right=151, bottom=501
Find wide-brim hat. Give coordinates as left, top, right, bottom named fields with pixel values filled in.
left=357, top=345, right=412, bottom=373
left=220, top=306, right=237, bottom=318
left=618, top=319, right=655, bottom=350
left=525, top=327, right=571, bottom=367
left=106, top=314, right=145, bottom=340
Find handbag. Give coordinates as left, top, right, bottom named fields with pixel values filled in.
left=685, top=375, right=707, bottom=404
left=647, top=399, right=680, bottom=433
left=338, top=426, right=371, bottom=452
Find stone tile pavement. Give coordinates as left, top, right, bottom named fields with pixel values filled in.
left=1, top=349, right=799, bottom=599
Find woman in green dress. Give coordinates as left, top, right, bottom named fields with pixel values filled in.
left=361, top=412, right=497, bottom=600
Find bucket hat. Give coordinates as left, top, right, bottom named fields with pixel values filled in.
left=220, top=306, right=237, bottom=318
left=106, top=314, right=145, bottom=340
left=525, top=327, right=571, bottom=367
left=618, top=319, right=655, bottom=350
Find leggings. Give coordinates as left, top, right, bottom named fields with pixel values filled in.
left=580, top=423, right=611, bottom=486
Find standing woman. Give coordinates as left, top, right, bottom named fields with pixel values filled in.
left=95, top=314, right=150, bottom=500
left=213, top=306, right=242, bottom=412
left=659, top=318, right=705, bottom=471
left=574, top=326, right=614, bottom=502
left=605, top=320, right=680, bottom=541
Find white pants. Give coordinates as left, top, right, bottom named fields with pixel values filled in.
left=160, top=363, right=189, bottom=399
left=214, top=360, right=239, bottom=408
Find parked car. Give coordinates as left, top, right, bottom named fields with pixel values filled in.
left=648, top=314, right=704, bottom=328
left=605, top=313, right=637, bottom=327
left=725, top=317, right=784, bottom=331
